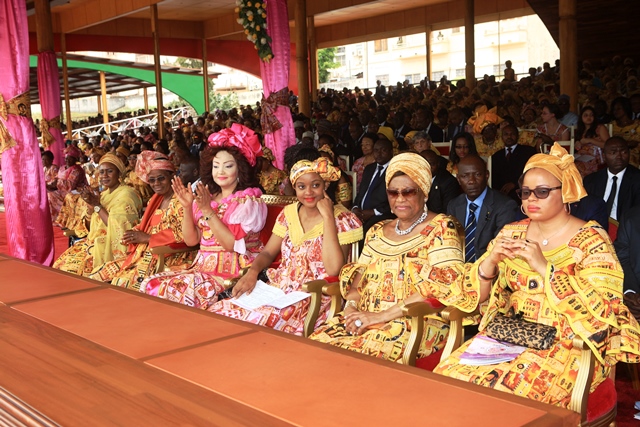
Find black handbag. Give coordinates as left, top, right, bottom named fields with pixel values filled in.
left=485, top=312, right=557, bottom=350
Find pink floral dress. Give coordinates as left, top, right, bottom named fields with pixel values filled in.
left=140, top=188, right=267, bottom=309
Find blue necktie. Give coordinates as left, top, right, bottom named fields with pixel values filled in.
left=362, top=165, right=383, bottom=209
left=465, top=202, right=478, bottom=262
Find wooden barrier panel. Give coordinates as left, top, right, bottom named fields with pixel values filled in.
left=0, top=257, right=580, bottom=427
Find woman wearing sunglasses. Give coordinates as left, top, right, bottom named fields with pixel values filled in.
left=310, top=153, right=468, bottom=363
left=431, top=142, right=640, bottom=408
left=88, top=151, right=196, bottom=289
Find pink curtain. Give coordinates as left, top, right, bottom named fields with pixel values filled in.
left=0, top=0, right=55, bottom=265
left=260, top=0, right=295, bottom=170
left=37, top=52, right=65, bottom=167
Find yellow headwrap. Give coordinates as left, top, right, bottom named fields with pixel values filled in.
left=98, top=153, right=126, bottom=175
left=522, top=142, right=587, bottom=204
left=290, top=157, right=341, bottom=184
left=377, top=126, right=399, bottom=155
left=385, top=152, right=432, bottom=197
left=116, top=146, right=131, bottom=157
left=404, top=131, right=418, bottom=145
left=467, top=106, right=503, bottom=134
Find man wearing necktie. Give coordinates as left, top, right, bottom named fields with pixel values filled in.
left=353, top=139, right=395, bottom=236
left=584, top=137, right=640, bottom=222
left=491, top=124, right=536, bottom=202
left=447, top=155, right=518, bottom=261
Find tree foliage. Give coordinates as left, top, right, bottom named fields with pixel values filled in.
left=318, top=48, right=339, bottom=83
left=208, top=91, right=240, bottom=112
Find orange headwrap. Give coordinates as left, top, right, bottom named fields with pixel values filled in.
left=385, top=152, right=432, bottom=197
left=290, top=157, right=341, bottom=184
left=135, top=151, right=176, bottom=184
left=467, top=106, right=503, bottom=134
left=522, top=142, right=587, bottom=204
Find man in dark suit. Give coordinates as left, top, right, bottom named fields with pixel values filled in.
left=447, top=155, right=518, bottom=261
left=446, top=107, right=467, bottom=142
left=421, top=150, right=461, bottom=214
left=189, top=131, right=205, bottom=157
left=375, top=80, right=387, bottom=99
left=614, top=206, right=640, bottom=319
left=491, top=124, right=536, bottom=202
left=353, top=138, right=394, bottom=236
left=393, top=110, right=412, bottom=150
left=583, top=137, right=640, bottom=221
left=414, top=106, right=445, bottom=143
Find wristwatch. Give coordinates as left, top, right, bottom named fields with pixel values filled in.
left=94, top=205, right=102, bottom=214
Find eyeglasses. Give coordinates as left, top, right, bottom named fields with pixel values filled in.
left=386, top=188, right=420, bottom=198
left=148, top=175, right=168, bottom=184
left=515, top=186, right=562, bottom=200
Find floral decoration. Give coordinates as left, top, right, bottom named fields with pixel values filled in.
left=235, top=0, right=273, bottom=62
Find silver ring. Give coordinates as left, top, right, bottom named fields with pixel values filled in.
left=354, top=319, right=363, bottom=328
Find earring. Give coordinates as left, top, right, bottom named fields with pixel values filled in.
left=520, top=205, right=526, bottom=216
left=564, top=203, right=571, bottom=215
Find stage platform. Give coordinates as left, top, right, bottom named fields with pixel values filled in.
left=0, top=255, right=579, bottom=426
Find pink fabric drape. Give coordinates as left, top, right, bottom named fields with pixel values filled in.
left=260, top=0, right=295, bottom=170
left=37, top=51, right=65, bottom=167
left=0, top=0, right=55, bottom=265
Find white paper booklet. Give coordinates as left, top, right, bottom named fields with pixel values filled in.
left=459, top=335, right=527, bottom=366
left=231, top=280, right=310, bottom=310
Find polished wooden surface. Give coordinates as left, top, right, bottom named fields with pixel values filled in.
left=0, top=257, right=581, bottom=426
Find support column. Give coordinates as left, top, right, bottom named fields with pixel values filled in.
left=99, top=71, right=109, bottom=132
left=34, top=0, right=53, bottom=51
left=295, top=0, right=310, bottom=116
left=143, top=87, right=149, bottom=114
left=61, top=34, right=73, bottom=139
left=97, top=95, right=102, bottom=115
left=151, top=4, right=165, bottom=139
left=559, top=0, right=577, bottom=112
left=202, top=39, right=210, bottom=112
left=307, top=15, right=318, bottom=104
left=425, top=25, right=432, bottom=81
left=464, top=0, right=475, bottom=89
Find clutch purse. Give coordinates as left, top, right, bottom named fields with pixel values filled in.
left=485, top=312, right=557, bottom=350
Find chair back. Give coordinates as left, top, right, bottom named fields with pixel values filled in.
left=343, top=170, right=358, bottom=202
left=260, top=195, right=298, bottom=263
left=432, top=142, right=451, bottom=159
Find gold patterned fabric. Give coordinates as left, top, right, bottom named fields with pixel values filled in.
left=39, top=116, right=61, bottom=149
left=260, top=87, right=289, bottom=134
left=611, top=120, right=640, bottom=167
left=434, top=220, right=640, bottom=408
left=309, top=214, right=467, bottom=362
left=523, top=142, right=587, bottom=204
left=99, top=153, right=126, bottom=175
left=0, top=91, right=31, bottom=153
left=258, top=167, right=287, bottom=195
left=385, top=152, right=432, bottom=197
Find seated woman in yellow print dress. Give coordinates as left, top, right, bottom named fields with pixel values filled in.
left=54, top=153, right=142, bottom=276
left=211, top=157, right=363, bottom=336
left=430, top=143, right=640, bottom=408
left=310, top=153, right=472, bottom=363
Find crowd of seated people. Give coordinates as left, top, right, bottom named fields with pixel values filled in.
left=34, top=54, right=640, bottom=415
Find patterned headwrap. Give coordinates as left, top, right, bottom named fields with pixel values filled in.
left=467, top=106, right=504, bottom=134
left=290, top=157, right=341, bottom=184
left=522, top=142, right=587, bottom=204
left=135, top=151, right=176, bottom=184
left=318, top=145, right=335, bottom=158
left=385, top=152, right=432, bottom=197
left=99, top=153, right=126, bottom=175
left=521, top=102, right=537, bottom=119
left=207, top=123, right=262, bottom=166
left=64, top=145, right=82, bottom=160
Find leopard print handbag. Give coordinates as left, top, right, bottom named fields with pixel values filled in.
left=485, top=312, right=557, bottom=350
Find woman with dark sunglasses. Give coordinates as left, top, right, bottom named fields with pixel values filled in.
left=310, top=153, right=468, bottom=363
left=88, top=151, right=196, bottom=289
left=430, top=143, right=640, bottom=408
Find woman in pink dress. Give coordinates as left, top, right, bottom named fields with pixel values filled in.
left=140, top=124, right=267, bottom=309
left=574, top=106, right=610, bottom=177
left=42, top=151, right=59, bottom=191
left=210, top=157, right=363, bottom=335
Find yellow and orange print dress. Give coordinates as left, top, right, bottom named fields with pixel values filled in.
left=434, top=219, right=640, bottom=408
left=208, top=202, right=363, bottom=336
left=310, top=214, right=476, bottom=363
